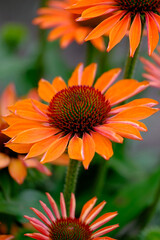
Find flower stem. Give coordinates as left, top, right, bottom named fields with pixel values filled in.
left=86, top=42, right=95, bottom=65
left=63, top=159, right=81, bottom=213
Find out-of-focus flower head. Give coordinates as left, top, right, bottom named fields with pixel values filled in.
left=141, top=46, right=160, bottom=88
left=24, top=192, right=119, bottom=239
left=33, top=0, right=106, bottom=51
left=69, top=0, right=160, bottom=56
left=3, top=64, right=159, bottom=169
left=0, top=84, right=51, bottom=184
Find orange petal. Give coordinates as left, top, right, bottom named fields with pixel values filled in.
left=91, top=37, right=106, bottom=51
left=48, top=25, right=70, bottom=41
left=40, top=134, right=70, bottom=163
left=69, top=0, right=109, bottom=8
left=68, top=63, right=83, bottom=86
left=80, top=196, right=97, bottom=222
left=81, top=63, right=97, bottom=86
left=106, top=123, right=143, bottom=140
left=25, top=135, right=60, bottom=159
left=94, top=68, right=121, bottom=93
left=0, top=84, right=16, bottom=116
left=129, top=13, right=141, bottom=57
left=5, top=142, right=33, bottom=153
left=86, top=11, right=125, bottom=40
left=146, top=12, right=159, bottom=55
left=107, top=13, right=131, bottom=52
left=11, top=127, right=58, bottom=144
left=94, top=125, right=123, bottom=143
left=82, top=133, right=95, bottom=169
left=108, top=118, right=147, bottom=132
left=8, top=158, right=27, bottom=184
left=68, top=134, right=83, bottom=160
left=52, top=76, right=67, bottom=92
left=92, top=224, right=119, bottom=238
left=105, top=79, right=149, bottom=105
left=81, top=5, right=114, bottom=19
left=50, top=153, right=70, bottom=166
left=111, top=106, right=159, bottom=120
left=91, top=131, right=113, bottom=160
left=85, top=200, right=106, bottom=225
left=25, top=159, right=52, bottom=176
left=0, top=153, right=10, bottom=169
left=38, top=79, right=56, bottom=102
left=0, top=235, right=14, bottom=240
left=60, top=32, right=75, bottom=48
left=3, top=121, right=43, bottom=138
left=110, top=98, right=159, bottom=114
left=75, top=27, right=89, bottom=44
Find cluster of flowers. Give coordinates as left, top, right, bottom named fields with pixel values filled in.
left=0, top=0, right=160, bottom=239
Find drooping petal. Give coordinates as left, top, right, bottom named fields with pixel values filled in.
left=8, top=158, right=27, bottom=184
left=5, top=142, right=33, bottom=154
left=68, top=134, right=83, bottom=160
left=0, top=153, right=10, bottom=169
left=31, top=208, right=51, bottom=227
left=146, top=12, right=159, bottom=55
left=129, top=13, right=141, bottom=57
left=94, top=68, right=121, bottom=93
left=94, top=125, right=123, bottom=143
left=24, top=233, right=49, bottom=240
left=48, top=25, right=71, bottom=41
left=82, top=133, right=95, bottom=169
left=81, top=5, right=115, bottom=19
left=105, top=79, right=149, bottom=105
left=25, top=135, right=60, bottom=159
left=29, top=221, right=49, bottom=236
left=81, top=63, right=97, bottom=86
left=40, top=134, right=70, bottom=163
left=91, top=37, right=106, bottom=51
left=107, top=13, right=131, bottom=52
left=68, top=63, right=83, bottom=86
left=91, top=131, right=113, bottom=160
left=106, top=123, right=143, bottom=140
left=25, top=159, right=52, bottom=176
left=86, top=11, right=125, bottom=40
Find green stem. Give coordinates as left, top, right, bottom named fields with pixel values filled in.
left=63, top=159, right=81, bottom=212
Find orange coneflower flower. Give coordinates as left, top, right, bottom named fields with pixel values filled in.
left=3, top=64, right=159, bottom=169
left=141, top=46, right=160, bottom=88
left=24, top=192, right=119, bottom=240
left=33, top=0, right=106, bottom=51
left=69, top=0, right=160, bottom=56
left=0, top=235, right=14, bottom=240
left=0, top=84, right=51, bottom=184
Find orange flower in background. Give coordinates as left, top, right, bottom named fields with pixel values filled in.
left=141, top=46, right=160, bottom=88
left=33, top=0, right=106, bottom=51
left=0, top=235, right=14, bottom=240
left=0, top=84, right=51, bottom=184
left=24, top=192, right=118, bottom=239
left=69, top=0, right=160, bottom=56
left=3, top=64, right=159, bottom=169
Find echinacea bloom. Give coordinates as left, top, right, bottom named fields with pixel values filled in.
left=69, top=0, right=160, bottom=56
left=141, top=46, right=160, bottom=88
left=0, top=84, right=51, bottom=184
left=24, top=192, right=119, bottom=240
left=33, top=0, right=106, bottom=51
left=3, top=64, right=159, bottom=169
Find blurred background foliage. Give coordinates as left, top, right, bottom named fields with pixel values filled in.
left=0, top=0, right=159, bottom=239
